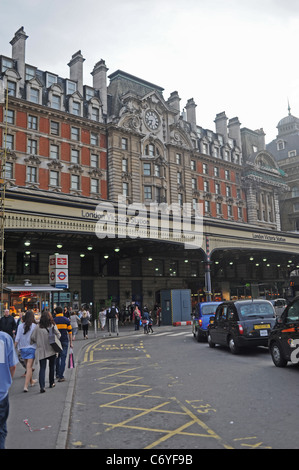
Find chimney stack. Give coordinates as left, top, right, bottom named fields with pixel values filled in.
left=10, top=27, right=28, bottom=90
left=185, top=98, right=197, bottom=131
left=228, top=117, right=242, bottom=148
left=68, top=50, right=85, bottom=96
left=167, top=91, right=181, bottom=113
left=91, top=59, right=108, bottom=116
left=214, top=112, right=228, bottom=142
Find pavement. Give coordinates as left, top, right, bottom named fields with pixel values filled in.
left=5, top=322, right=176, bottom=450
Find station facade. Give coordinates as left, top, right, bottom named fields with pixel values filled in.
left=1, top=27, right=299, bottom=314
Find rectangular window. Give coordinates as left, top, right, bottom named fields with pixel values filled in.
left=155, top=164, right=160, bottom=177
left=51, top=94, right=61, bottom=110
left=176, top=153, right=181, bottom=165
left=177, top=172, right=182, bottom=184
left=204, top=180, right=209, bottom=192
left=50, top=121, right=59, bottom=136
left=28, top=115, right=37, bottom=130
left=216, top=202, right=222, bottom=215
left=91, top=178, right=99, bottom=193
left=7, top=81, right=16, bottom=97
left=203, top=163, right=208, bottom=174
left=5, top=162, right=13, bottom=179
left=226, top=185, right=231, bottom=197
left=71, top=149, right=79, bottom=164
left=123, top=182, right=129, bottom=197
left=238, top=207, right=242, bottom=219
left=121, top=137, right=128, bottom=150
left=29, top=88, right=39, bottom=103
left=72, top=101, right=80, bottom=116
left=46, top=73, right=57, bottom=88
left=192, top=178, right=197, bottom=190
left=71, top=127, right=80, bottom=141
left=204, top=200, right=210, bottom=214
left=122, top=158, right=128, bottom=172
left=191, top=160, right=196, bottom=171
left=5, top=134, right=14, bottom=150
left=144, top=186, right=152, bottom=199
left=85, top=87, right=94, bottom=101
left=91, top=107, right=99, bottom=121
left=214, top=166, right=219, bottom=177
left=66, top=80, right=77, bottom=95
left=71, top=174, right=80, bottom=190
left=90, top=132, right=98, bottom=146
left=25, top=66, right=36, bottom=81
left=17, top=252, right=39, bottom=275
left=50, top=144, right=59, bottom=159
left=27, top=139, right=37, bottom=154
left=2, top=58, right=13, bottom=72
left=4, top=109, right=14, bottom=124
left=225, top=170, right=230, bottom=180
left=227, top=205, right=233, bottom=217
left=143, top=163, right=151, bottom=175
left=50, top=170, right=59, bottom=186
left=91, top=154, right=98, bottom=168
left=178, top=193, right=183, bottom=206
left=26, top=166, right=37, bottom=183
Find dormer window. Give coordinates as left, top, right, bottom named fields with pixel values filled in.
left=277, top=140, right=285, bottom=151
left=46, top=72, right=57, bottom=88
left=1, top=57, right=14, bottom=72
left=66, top=80, right=77, bottom=95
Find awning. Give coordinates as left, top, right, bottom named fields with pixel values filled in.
left=4, top=285, right=64, bottom=293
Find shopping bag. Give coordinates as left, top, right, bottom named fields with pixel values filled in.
left=68, top=348, right=75, bottom=368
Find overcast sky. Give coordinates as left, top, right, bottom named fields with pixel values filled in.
left=1, top=0, right=298, bottom=142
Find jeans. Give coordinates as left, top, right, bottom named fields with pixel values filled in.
left=55, top=341, right=68, bottom=379
left=39, top=355, right=56, bottom=389
left=0, top=394, right=9, bottom=449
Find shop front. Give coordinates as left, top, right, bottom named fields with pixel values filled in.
left=4, top=282, right=64, bottom=319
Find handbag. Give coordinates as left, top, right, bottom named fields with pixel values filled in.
left=48, top=326, right=63, bottom=353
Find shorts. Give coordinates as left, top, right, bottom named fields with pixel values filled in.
left=20, top=348, right=36, bottom=360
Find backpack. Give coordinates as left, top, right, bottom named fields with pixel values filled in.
left=109, top=307, right=117, bottom=318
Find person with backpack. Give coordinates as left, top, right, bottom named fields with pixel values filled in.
left=107, top=304, right=118, bottom=335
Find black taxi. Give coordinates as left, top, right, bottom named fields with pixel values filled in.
left=207, top=300, right=276, bottom=354
left=268, top=295, right=299, bottom=367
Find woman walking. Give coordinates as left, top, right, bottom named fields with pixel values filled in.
left=30, top=311, right=61, bottom=393
left=70, top=311, right=81, bottom=340
left=81, top=310, right=90, bottom=339
left=14, top=310, right=37, bottom=392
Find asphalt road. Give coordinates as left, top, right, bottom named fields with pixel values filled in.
left=66, top=326, right=299, bottom=450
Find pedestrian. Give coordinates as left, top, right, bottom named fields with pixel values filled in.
left=106, top=303, right=118, bottom=335
left=133, top=305, right=141, bottom=331
left=53, top=306, right=73, bottom=382
left=81, top=310, right=90, bottom=339
left=30, top=310, right=61, bottom=393
left=70, top=311, right=81, bottom=340
left=0, top=331, right=18, bottom=449
left=14, top=310, right=37, bottom=392
left=0, top=309, right=16, bottom=338
left=156, top=306, right=161, bottom=326
left=99, top=307, right=106, bottom=330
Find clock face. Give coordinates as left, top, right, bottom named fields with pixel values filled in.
left=145, top=110, right=159, bottom=130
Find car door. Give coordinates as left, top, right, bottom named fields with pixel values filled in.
left=210, top=306, right=223, bottom=343
left=214, top=305, right=228, bottom=345
left=279, top=298, right=299, bottom=361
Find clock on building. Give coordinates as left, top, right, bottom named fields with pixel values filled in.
left=145, top=109, right=159, bottom=130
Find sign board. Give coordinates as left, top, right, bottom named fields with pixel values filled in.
left=49, top=254, right=68, bottom=269
left=49, top=254, right=69, bottom=288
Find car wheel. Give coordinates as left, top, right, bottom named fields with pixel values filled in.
left=270, top=342, right=288, bottom=367
left=196, top=329, right=204, bottom=342
left=228, top=336, right=240, bottom=354
left=208, top=333, right=216, bottom=348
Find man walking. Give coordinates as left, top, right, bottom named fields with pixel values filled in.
left=0, top=330, right=18, bottom=448
left=0, top=310, right=16, bottom=338
left=53, top=306, right=73, bottom=382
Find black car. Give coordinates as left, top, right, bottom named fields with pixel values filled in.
left=268, top=296, right=299, bottom=367
left=207, top=300, right=276, bottom=354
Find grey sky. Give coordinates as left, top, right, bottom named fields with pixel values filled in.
left=1, top=0, right=298, bottom=141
